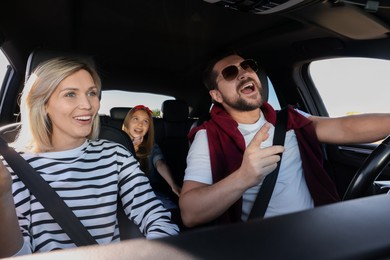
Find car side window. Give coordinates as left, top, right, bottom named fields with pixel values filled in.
left=0, top=50, right=10, bottom=89
left=309, top=58, right=390, bottom=117
left=267, top=78, right=281, bottom=110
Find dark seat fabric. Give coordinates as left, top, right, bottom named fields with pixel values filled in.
left=258, top=66, right=269, bottom=103
left=25, top=48, right=96, bottom=79
left=108, top=107, right=132, bottom=129
left=159, top=100, right=191, bottom=189
left=155, top=100, right=193, bottom=230
left=110, top=107, right=132, bottom=120
left=161, top=100, right=190, bottom=138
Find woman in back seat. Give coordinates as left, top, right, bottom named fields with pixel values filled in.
left=122, top=105, right=181, bottom=209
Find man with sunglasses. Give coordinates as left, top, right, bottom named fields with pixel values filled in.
left=179, top=51, right=390, bottom=228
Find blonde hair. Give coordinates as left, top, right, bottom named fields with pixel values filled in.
left=122, top=106, right=154, bottom=172
left=13, top=57, right=101, bottom=152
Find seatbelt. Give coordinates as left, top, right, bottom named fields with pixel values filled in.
left=248, top=107, right=288, bottom=220
left=0, top=137, right=98, bottom=246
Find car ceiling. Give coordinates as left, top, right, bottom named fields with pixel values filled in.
left=0, top=0, right=390, bottom=117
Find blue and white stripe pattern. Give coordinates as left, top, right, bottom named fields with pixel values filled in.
left=5, top=139, right=179, bottom=253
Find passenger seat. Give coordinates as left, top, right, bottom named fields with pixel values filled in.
left=158, top=100, right=191, bottom=188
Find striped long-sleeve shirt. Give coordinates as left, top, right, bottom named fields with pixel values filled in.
left=5, top=139, right=179, bottom=254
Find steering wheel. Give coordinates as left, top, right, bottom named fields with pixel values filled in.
left=343, top=135, right=390, bottom=200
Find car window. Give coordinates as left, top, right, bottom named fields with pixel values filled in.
left=99, top=90, right=175, bottom=117
left=267, top=78, right=281, bottom=110
left=0, top=50, right=10, bottom=88
left=309, top=57, right=390, bottom=117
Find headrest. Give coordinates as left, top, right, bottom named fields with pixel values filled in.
left=110, top=107, right=132, bottom=121
left=257, top=66, right=269, bottom=102
left=161, top=100, right=188, bottom=122
left=25, top=49, right=95, bottom=80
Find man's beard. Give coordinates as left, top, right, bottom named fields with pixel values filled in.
left=221, top=89, right=263, bottom=111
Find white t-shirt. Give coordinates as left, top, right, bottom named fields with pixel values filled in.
left=184, top=110, right=314, bottom=221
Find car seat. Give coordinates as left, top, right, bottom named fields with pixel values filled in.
left=159, top=99, right=191, bottom=188
left=108, top=107, right=132, bottom=129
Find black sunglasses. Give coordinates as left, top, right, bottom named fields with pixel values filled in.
left=220, top=59, right=259, bottom=81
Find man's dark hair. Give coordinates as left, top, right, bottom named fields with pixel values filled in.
left=203, top=50, right=240, bottom=91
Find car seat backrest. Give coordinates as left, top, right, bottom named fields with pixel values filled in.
left=258, top=65, right=269, bottom=103
left=108, top=107, right=132, bottom=129
left=111, top=107, right=132, bottom=120
left=161, top=100, right=191, bottom=141
left=158, top=100, right=191, bottom=188
left=25, top=48, right=96, bottom=80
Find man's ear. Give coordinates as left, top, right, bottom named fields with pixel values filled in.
left=209, top=89, right=222, bottom=103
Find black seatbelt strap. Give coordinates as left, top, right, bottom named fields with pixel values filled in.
left=248, top=107, right=288, bottom=220
left=0, top=137, right=98, bottom=246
